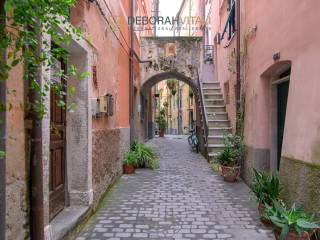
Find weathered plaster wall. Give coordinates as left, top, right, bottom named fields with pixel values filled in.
left=211, top=0, right=320, bottom=212
left=92, top=129, right=122, bottom=206
left=5, top=63, right=28, bottom=239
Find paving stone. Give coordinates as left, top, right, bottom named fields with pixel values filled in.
left=77, top=136, right=274, bottom=240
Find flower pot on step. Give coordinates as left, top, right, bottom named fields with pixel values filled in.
left=123, top=164, right=135, bottom=174
left=220, top=165, right=240, bottom=182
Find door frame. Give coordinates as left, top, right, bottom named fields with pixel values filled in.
left=270, top=75, right=290, bottom=172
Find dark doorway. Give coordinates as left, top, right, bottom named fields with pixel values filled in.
left=49, top=58, right=67, bottom=220
left=277, top=80, right=289, bottom=170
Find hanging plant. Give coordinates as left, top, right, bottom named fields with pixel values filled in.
left=171, top=88, right=177, bottom=95
left=166, top=79, right=177, bottom=90
left=189, top=89, right=194, bottom=98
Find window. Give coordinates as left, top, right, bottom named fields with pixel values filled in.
left=220, top=0, right=236, bottom=41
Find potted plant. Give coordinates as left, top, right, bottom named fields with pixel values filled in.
left=189, top=89, right=194, bottom=98
left=156, top=108, right=166, bottom=137
left=156, top=114, right=166, bottom=137
left=216, top=147, right=240, bottom=182
left=215, top=134, right=245, bottom=182
left=131, top=142, right=159, bottom=169
left=123, top=150, right=137, bottom=174
left=166, top=79, right=177, bottom=90
left=250, top=168, right=282, bottom=225
left=265, top=201, right=319, bottom=240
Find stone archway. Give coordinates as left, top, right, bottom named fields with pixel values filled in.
left=140, top=70, right=201, bottom=140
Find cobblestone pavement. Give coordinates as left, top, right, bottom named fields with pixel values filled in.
left=77, top=135, right=274, bottom=240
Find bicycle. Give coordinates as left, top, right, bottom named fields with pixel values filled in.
left=188, top=129, right=199, bottom=153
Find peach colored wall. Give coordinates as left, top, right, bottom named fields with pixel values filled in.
left=211, top=0, right=320, bottom=165
left=71, top=0, right=130, bottom=129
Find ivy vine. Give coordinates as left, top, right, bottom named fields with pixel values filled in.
left=0, top=0, right=88, bottom=156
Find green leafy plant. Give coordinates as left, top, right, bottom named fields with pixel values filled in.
left=166, top=79, right=177, bottom=90
left=265, top=201, right=320, bottom=240
left=0, top=151, right=5, bottom=159
left=123, top=150, right=138, bottom=166
left=224, top=134, right=246, bottom=161
left=216, top=147, right=236, bottom=167
left=131, top=142, right=159, bottom=170
left=156, top=114, right=166, bottom=131
left=250, top=168, right=282, bottom=206
left=1, top=0, right=84, bottom=118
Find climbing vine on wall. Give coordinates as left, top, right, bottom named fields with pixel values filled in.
left=227, top=27, right=256, bottom=136
left=0, top=0, right=86, bottom=118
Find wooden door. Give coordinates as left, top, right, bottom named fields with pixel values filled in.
left=49, top=59, right=66, bottom=220
left=277, top=80, right=289, bottom=170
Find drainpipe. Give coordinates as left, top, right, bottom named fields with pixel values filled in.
left=129, top=0, right=134, bottom=145
left=0, top=0, right=6, bottom=238
left=235, top=0, right=241, bottom=133
left=30, top=32, right=45, bottom=240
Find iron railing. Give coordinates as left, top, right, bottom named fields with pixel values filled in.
left=195, top=68, right=209, bottom=157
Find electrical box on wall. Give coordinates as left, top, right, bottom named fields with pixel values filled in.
left=91, top=98, right=99, bottom=117
left=99, top=96, right=107, bottom=113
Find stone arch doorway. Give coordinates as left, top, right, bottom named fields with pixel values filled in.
left=139, top=71, right=201, bottom=141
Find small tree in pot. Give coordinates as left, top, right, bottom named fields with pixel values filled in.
left=156, top=108, right=167, bottom=137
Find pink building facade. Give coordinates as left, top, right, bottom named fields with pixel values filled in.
left=207, top=0, right=320, bottom=213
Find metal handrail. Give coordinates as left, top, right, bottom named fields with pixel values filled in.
left=195, top=68, right=209, bottom=157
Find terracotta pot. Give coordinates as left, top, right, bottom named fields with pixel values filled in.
left=123, top=164, right=135, bottom=174
left=274, top=227, right=314, bottom=240
left=258, top=203, right=273, bottom=226
left=220, top=165, right=240, bottom=182
left=159, top=130, right=165, bottom=137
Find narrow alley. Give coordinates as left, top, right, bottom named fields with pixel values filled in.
left=77, top=136, right=274, bottom=240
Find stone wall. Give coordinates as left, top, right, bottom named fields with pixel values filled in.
left=242, top=146, right=270, bottom=185
left=280, top=157, right=320, bottom=215
left=92, top=129, right=124, bottom=206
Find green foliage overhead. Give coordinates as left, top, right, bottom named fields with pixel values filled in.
left=265, top=201, right=319, bottom=240
left=1, top=0, right=84, bottom=118
left=250, top=168, right=282, bottom=206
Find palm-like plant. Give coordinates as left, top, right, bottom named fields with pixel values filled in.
left=131, top=142, right=159, bottom=169
left=216, top=147, right=236, bottom=167
left=265, top=201, right=320, bottom=240
left=250, top=168, right=282, bottom=206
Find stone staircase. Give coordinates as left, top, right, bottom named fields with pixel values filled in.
left=201, top=81, right=232, bottom=161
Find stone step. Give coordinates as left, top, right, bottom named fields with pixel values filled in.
left=207, top=135, right=225, bottom=144
left=207, top=144, right=226, bottom=153
left=207, top=112, right=228, bottom=120
left=202, top=82, right=220, bottom=88
left=207, top=120, right=230, bottom=127
left=202, top=88, right=221, bottom=94
left=204, top=93, right=223, bottom=100
left=205, top=99, right=225, bottom=105
left=206, top=105, right=226, bottom=112
left=208, top=127, right=232, bottom=136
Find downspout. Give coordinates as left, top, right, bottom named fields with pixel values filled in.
left=235, top=0, right=241, bottom=133
left=129, top=0, right=134, bottom=145
left=0, top=1, right=6, bottom=238
left=30, top=31, right=45, bottom=240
